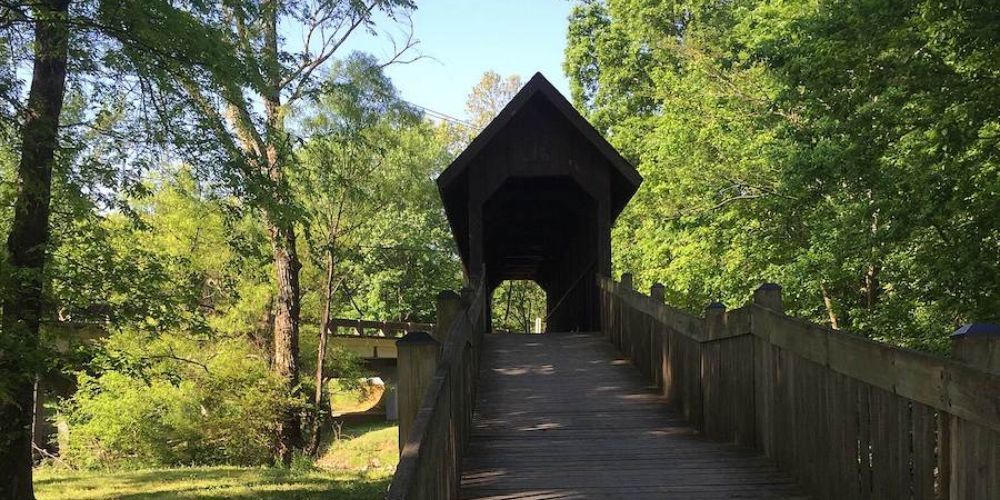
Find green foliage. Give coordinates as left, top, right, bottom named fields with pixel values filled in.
left=18, top=57, right=457, bottom=471
left=565, top=0, right=1000, bottom=351
left=60, top=333, right=294, bottom=469
left=295, top=57, right=461, bottom=325
left=491, top=281, right=546, bottom=332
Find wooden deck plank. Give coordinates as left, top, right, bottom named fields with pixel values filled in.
left=459, top=332, right=807, bottom=499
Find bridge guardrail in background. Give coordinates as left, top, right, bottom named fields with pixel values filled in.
left=327, top=318, right=434, bottom=337
left=600, top=275, right=1000, bottom=500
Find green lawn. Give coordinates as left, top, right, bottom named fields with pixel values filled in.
left=315, top=420, right=398, bottom=473
left=35, top=421, right=398, bottom=500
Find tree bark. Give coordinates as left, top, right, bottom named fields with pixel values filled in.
left=258, top=0, right=304, bottom=466
left=269, top=217, right=303, bottom=464
left=820, top=282, right=840, bottom=330
left=502, top=284, right=513, bottom=327
left=864, top=264, right=881, bottom=310
left=0, top=1, right=70, bottom=497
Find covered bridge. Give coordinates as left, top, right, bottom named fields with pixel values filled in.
left=437, top=73, right=641, bottom=332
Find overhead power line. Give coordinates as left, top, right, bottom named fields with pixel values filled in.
left=404, top=100, right=475, bottom=129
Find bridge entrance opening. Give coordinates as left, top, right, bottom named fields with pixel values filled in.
left=437, top=73, right=641, bottom=332
left=491, top=280, right=546, bottom=333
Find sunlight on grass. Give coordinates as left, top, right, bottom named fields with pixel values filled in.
left=35, top=421, right=399, bottom=500
left=35, top=466, right=387, bottom=499
left=316, top=420, right=398, bottom=476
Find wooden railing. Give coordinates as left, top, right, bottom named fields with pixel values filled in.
left=327, top=318, right=434, bottom=337
left=386, top=283, right=487, bottom=500
left=600, top=276, right=1000, bottom=500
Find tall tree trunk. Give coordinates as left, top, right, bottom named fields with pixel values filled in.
left=308, top=245, right=336, bottom=455
left=260, top=0, right=303, bottom=465
left=502, top=284, right=513, bottom=327
left=269, top=219, right=303, bottom=464
left=820, top=282, right=840, bottom=330
left=0, top=1, right=70, bottom=497
left=864, top=264, right=881, bottom=310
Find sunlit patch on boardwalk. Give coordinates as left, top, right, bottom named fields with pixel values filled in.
left=460, top=332, right=807, bottom=500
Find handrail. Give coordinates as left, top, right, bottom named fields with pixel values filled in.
left=599, top=276, right=1000, bottom=500
left=386, top=281, right=487, bottom=500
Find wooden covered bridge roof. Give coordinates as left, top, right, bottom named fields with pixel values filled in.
left=437, top=72, right=640, bottom=283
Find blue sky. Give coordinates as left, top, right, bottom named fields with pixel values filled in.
left=344, top=0, right=575, bottom=120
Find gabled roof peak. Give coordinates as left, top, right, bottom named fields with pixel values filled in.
left=437, top=72, right=641, bottom=191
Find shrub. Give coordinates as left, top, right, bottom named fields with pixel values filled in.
left=59, top=334, right=297, bottom=469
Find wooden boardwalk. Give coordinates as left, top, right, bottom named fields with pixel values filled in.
left=459, top=332, right=806, bottom=499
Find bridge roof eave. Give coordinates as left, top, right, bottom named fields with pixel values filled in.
left=436, top=72, right=642, bottom=226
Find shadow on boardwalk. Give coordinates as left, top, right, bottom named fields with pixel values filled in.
left=460, top=332, right=807, bottom=500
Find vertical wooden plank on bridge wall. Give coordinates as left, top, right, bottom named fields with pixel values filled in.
left=753, top=335, right=775, bottom=460
left=777, top=347, right=795, bottom=479
left=857, top=381, right=874, bottom=500
left=600, top=282, right=609, bottom=340
left=936, top=389, right=951, bottom=500
left=702, top=303, right=725, bottom=440
left=649, top=283, right=665, bottom=385
left=897, top=396, right=914, bottom=500
left=792, top=352, right=812, bottom=494
left=837, top=373, right=862, bottom=500
left=619, top=273, right=632, bottom=354
left=751, top=284, right=783, bottom=463
left=872, top=385, right=905, bottom=500
left=658, top=319, right=670, bottom=396
left=800, top=357, right=821, bottom=494
left=849, top=376, right=864, bottom=499
left=645, top=307, right=655, bottom=382
left=912, top=402, right=938, bottom=500
left=689, top=334, right=704, bottom=431
left=612, top=281, right=621, bottom=349
left=824, top=368, right=842, bottom=499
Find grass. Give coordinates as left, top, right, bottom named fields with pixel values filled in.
left=315, top=420, right=398, bottom=473
left=35, top=421, right=399, bottom=500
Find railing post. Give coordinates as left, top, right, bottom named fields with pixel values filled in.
left=620, top=272, right=633, bottom=291
left=753, top=283, right=784, bottom=314
left=951, top=323, right=1000, bottom=373
left=396, top=331, right=439, bottom=453
left=705, top=302, right=726, bottom=340
left=434, top=290, right=462, bottom=345
left=650, top=282, right=665, bottom=302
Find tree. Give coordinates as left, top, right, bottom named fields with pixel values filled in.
left=293, top=54, right=417, bottom=453
left=294, top=57, right=461, bottom=451
left=465, top=71, right=523, bottom=132
left=564, top=0, right=1000, bottom=350
left=0, top=0, right=255, bottom=492
left=173, top=0, right=418, bottom=463
left=0, top=2, right=70, bottom=496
